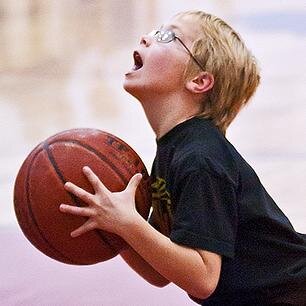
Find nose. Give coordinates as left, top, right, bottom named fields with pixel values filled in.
left=140, top=34, right=152, bottom=46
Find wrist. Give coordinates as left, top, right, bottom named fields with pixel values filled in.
left=116, top=211, right=145, bottom=242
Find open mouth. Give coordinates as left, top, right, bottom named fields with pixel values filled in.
left=132, top=51, right=143, bottom=71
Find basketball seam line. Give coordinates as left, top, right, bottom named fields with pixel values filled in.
left=44, top=140, right=120, bottom=253
left=50, top=138, right=148, bottom=209
left=26, top=146, right=77, bottom=264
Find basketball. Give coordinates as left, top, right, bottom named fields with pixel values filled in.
left=14, top=128, right=151, bottom=265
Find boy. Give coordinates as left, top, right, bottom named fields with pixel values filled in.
left=59, top=11, right=306, bottom=305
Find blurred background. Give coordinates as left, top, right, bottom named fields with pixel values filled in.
left=0, top=1, right=305, bottom=305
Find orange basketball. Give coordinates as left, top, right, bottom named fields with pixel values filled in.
left=14, top=128, right=151, bottom=265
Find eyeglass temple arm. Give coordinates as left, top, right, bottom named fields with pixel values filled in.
left=175, top=36, right=205, bottom=71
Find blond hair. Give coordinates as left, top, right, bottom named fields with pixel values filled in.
left=175, top=11, right=260, bottom=134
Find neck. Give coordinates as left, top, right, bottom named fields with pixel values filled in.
left=139, top=92, right=201, bottom=139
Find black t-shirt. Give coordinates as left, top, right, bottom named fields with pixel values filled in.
left=149, top=117, right=306, bottom=305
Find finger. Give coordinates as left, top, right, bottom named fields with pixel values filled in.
left=64, top=181, right=93, bottom=204
left=126, top=173, right=143, bottom=193
left=71, top=219, right=96, bottom=238
left=83, top=166, right=110, bottom=194
left=59, top=204, right=94, bottom=217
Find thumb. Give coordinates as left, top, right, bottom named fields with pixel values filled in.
left=126, top=173, right=143, bottom=194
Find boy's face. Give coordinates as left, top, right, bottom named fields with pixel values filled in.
left=123, top=15, right=200, bottom=102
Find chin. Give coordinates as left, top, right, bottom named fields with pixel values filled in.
left=123, top=79, right=134, bottom=95
left=123, top=80, right=142, bottom=101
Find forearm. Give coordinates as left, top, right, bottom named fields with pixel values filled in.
left=119, top=216, right=214, bottom=299
left=120, top=246, right=170, bottom=287
left=60, top=169, right=219, bottom=298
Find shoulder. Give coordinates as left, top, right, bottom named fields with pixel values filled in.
left=171, top=149, right=238, bottom=188
left=156, top=117, right=242, bottom=186
left=170, top=128, right=239, bottom=186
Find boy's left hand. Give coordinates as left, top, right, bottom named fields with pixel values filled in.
left=59, top=166, right=143, bottom=238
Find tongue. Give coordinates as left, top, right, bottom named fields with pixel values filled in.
left=133, top=63, right=142, bottom=71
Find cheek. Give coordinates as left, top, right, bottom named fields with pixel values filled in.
left=148, top=55, right=170, bottom=74
left=146, top=50, right=186, bottom=82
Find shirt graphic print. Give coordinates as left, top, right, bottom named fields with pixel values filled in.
left=150, top=177, right=173, bottom=237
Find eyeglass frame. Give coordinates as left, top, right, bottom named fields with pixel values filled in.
left=149, top=29, right=205, bottom=71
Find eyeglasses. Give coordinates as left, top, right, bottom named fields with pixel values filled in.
left=149, top=29, right=205, bottom=71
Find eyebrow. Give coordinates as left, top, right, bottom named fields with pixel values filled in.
left=159, top=24, right=182, bottom=35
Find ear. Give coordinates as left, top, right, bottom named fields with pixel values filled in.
left=185, top=72, right=214, bottom=94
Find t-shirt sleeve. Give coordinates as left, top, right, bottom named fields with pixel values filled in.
left=170, top=160, right=238, bottom=258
